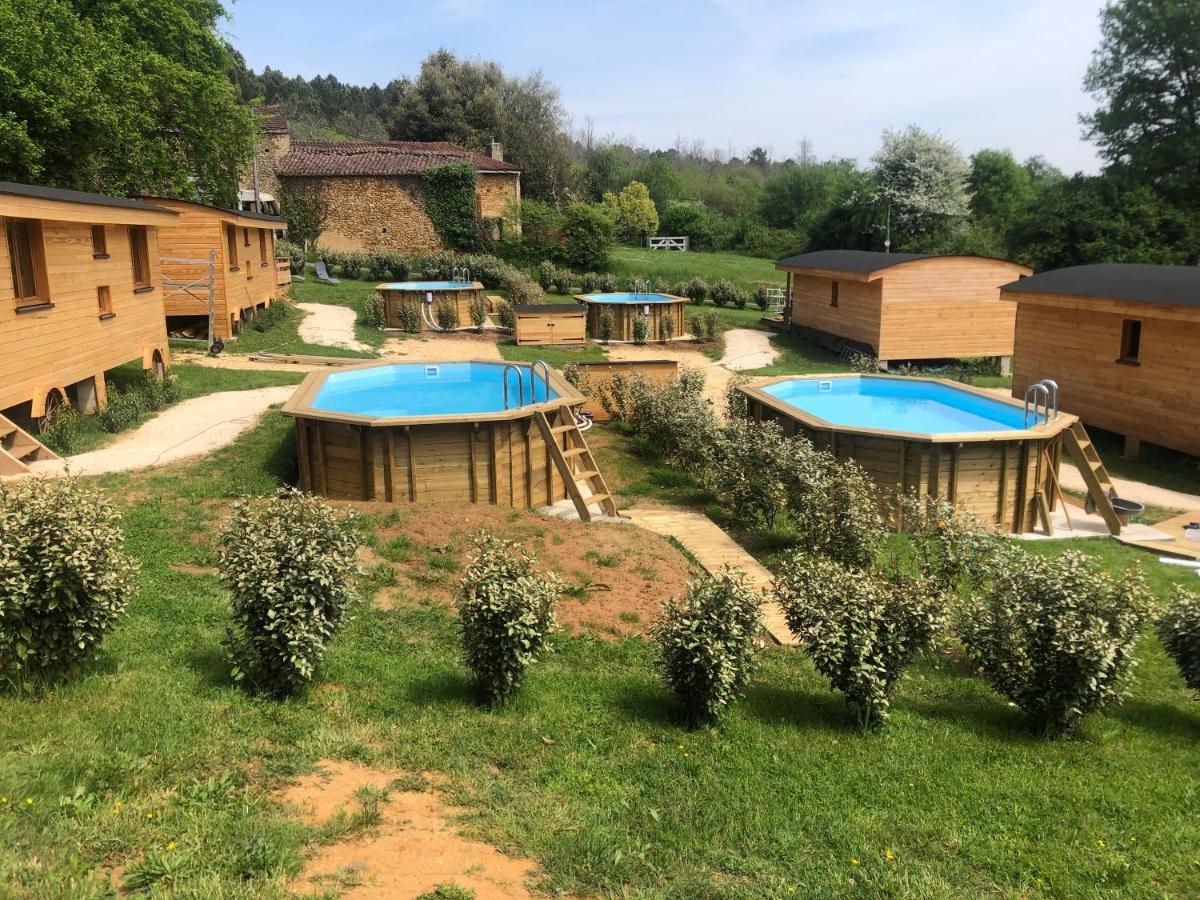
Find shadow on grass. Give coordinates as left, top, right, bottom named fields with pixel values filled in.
left=1112, top=699, right=1200, bottom=742
left=742, top=682, right=862, bottom=733
left=406, top=669, right=476, bottom=709
left=902, top=694, right=1032, bottom=743
left=616, top=680, right=688, bottom=729
left=185, top=644, right=239, bottom=692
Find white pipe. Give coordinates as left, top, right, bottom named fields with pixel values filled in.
left=1158, top=557, right=1200, bottom=569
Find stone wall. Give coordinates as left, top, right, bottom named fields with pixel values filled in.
left=240, top=132, right=290, bottom=200
left=478, top=173, right=521, bottom=223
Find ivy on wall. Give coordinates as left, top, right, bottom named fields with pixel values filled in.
left=422, top=163, right=480, bottom=249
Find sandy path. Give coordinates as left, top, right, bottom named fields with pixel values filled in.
left=718, top=328, right=779, bottom=371
left=29, top=387, right=294, bottom=476
left=380, top=331, right=503, bottom=361
left=296, top=302, right=369, bottom=352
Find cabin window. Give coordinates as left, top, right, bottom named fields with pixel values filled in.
left=830, top=281, right=839, bottom=308
left=258, top=229, right=268, bottom=265
left=225, top=224, right=239, bottom=270
left=91, top=225, right=108, bottom=258
left=1118, top=319, right=1142, bottom=365
left=5, top=218, right=48, bottom=309
left=129, top=225, right=151, bottom=289
left=97, top=285, right=113, bottom=318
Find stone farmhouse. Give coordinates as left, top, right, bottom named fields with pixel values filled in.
left=241, top=106, right=521, bottom=253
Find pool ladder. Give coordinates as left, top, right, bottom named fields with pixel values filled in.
left=502, top=360, right=551, bottom=410
left=1023, top=378, right=1059, bottom=427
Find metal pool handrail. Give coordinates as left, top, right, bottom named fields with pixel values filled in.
left=530, top=360, right=551, bottom=404
left=502, top=364, right=525, bottom=410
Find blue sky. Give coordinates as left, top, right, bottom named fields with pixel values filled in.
left=224, top=0, right=1106, bottom=173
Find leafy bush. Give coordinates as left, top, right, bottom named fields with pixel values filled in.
left=710, top=278, right=738, bottom=308
left=219, top=490, right=359, bottom=697
left=898, top=493, right=1009, bottom=594
left=502, top=272, right=545, bottom=306
left=670, top=280, right=689, bottom=299
left=339, top=252, right=367, bottom=279
left=688, top=313, right=704, bottom=342
left=468, top=295, right=487, bottom=331
left=658, top=313, right=675, bottom=342
left=710, top=418, right=791, bottom=525
left=703, top=310, right=719, bottom=341
left=250, top=302, right=286, bottom=333
left=632, top=314, right=649, bottom=344
left=754, top=285, right=771, bottom=311
left=1157, top=588, right=1200, bottom=696
left=551, top=267, right=575, bottom=295
left=517, top=200, right=565, bottom=260
left=649, top=276, right=670, bottom=294
left=458, top=532, right=561, bottom=705
left=558, top=202, right=614, bottom=270
left=277, top=239, right=305, bottom=274
left=957, top=550, right=1152, bottom=736
left=368, top=252, right=408, bottom=282
left=395, top=302, right=421, bottom=333
left=138, top=370, right=180, bottom=412
left=38, top=403, right=84, bottom=455
left=732, top=288, right=749, bottom=310
left=537, top=260, right=557, bottom=290
left=598, top=272, right=618, bottom=292
left=685, top=276, right=708, bottom=305
left=579, top=272, right=600, bottom=293
left=624, top=368, right=718, bottom=471
left=98, top=387, right=142, bottom=433
left=434, top=300, right=460, bottom=331
left=652, top=569, right=763, bottom=725
left=597, top=307, right=616, bottom=343
left=495, top=301, right=515, bottom=332
left=361, top=293, right=386, bottom=330
left=775, top=552, right=946, bottom=727
left=0, top=478, right=138, bottom=681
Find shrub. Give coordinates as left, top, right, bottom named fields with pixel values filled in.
left=597, top=307, right=616, bottom=343
left=670, top=280, right=689, bottom=299
left=774, top=552, right=946, bottom=727
left=1157, top=588, right=1200, bottom=695
left=649, top=276, right=670, bottom=294
left=495, top=301, right=515, bottom=332
left=219, top=489, right=359, bottom=697
left=710, top=418, right=792, bottom=525
left=558, top=202, right=614, bottom=271
left=579, top=272, right=600, bottom=293
left=732, top=289, right=749, bottom=310
left=138, top=369, right=179, bottom=412
left=789, top=453, right=883, bottom=570
left=458, top=532, right=561, bottom=705
left=754, top=285, right=771, bottom=311
left=658, top=313, right=675, bottom=342
left=625, top=368, right=718, bottom=471
left=518, top=200, right=565, bottom=260
left=468, top=295, right=487, bottom=331
left=703, top=310, right=719, bottom=342
left=395, top=302, right=421, bottom=333
left=340, top=252, right=367, bottom=279
left=652, top=569, right=763, bottom=725
left=632, top=314, right=649, bottom=344
left=277, top=239, right=305, bottom=274
left=685, top=276, right=708, bottom=305
left=434, top=300, right=460, bottom=331
left=502, top=272, right=545, bottom=306
left=537, top=260, right=557, bottom=290
left=898, top=493, right=1008, bottom=594
left=710, top=278, right=738, bottom=308
left=598, top=272, right=618, bottom=292
left=37, top=404, right=83, bottom=455
left=98, top=387, right=142, bottom=433
left=551, top=267, right=575, bottom=295
left=958, top=550, right=1152, bottom=736
left=0, top=478, right=138, bottom=681
left=361, top=293, right=386, bottom=330
left=688, top=313, right=704, bottom=341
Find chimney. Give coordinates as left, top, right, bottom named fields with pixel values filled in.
left=490, top=141, right=504, bottom=162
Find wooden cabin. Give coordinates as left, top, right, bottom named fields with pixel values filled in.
left=1, top=181, right=176, bottom=429
left=776, top=251, right=1031, bottom=369
left=1003, top=264, right=1200, bottom=459
left=147, top=198, right=286, bottom=341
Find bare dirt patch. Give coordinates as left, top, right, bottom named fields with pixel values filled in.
left=342, top=501, right=700, bottom=637
left=282, top=758, right=536, bottom=899
left=381, top=331, right=503, bottom=362
left=169, top=563, right=217, bottom=576
left=297, top=303, right=370, bottom=352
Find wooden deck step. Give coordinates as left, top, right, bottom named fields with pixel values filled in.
left=549, top=424, right=575, bottom=435
left=0, top=412, right=60, bottom=477
left=561, top=447, right=587, bottom=459
left=1064, top=420, right=1121, bottom=535
left=534, top=410, right=619, bottom=521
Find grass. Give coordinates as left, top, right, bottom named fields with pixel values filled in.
left=604, top=246, right=783, bottom=292
left=1086, top=427, right=1200, bottom=498
left=4, top=368, right=1200, bottom=895
left=497, top=341, right=608, bottom=367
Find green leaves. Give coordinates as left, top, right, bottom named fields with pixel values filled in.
left=422, top=163, right=481, bottom=250
left=1157, top=588, right=1200, bottom=696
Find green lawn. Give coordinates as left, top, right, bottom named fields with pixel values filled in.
left=604, top=247, right=783, bottom=292
left=4, top=367, right=1200, bottom=897
left=497, top=341, right=608, bottom=367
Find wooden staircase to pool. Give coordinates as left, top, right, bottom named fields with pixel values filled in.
left=1063, top=420, right=1122, bottom=536
left=0, top=412, right=60, bottom=477
left=534, top=408, right=618, bottom=522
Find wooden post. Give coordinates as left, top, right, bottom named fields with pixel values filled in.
left=468, top=424, right=479, bottom=503
left=357, top=426, right=371, bottom=501
left=488, top=423, right=499, bottom=504
left=1014, top=441, right=1030, bottom=534
left=524, top=420, right=534, bottom=508
left=382, top=429, right=395, bottom=502
left=998, top=442, right=1010, bottom=530
left=297, top=421, right=312, bottom=491
left=949, top=443, right=961, bottom=503
left=313, top=421, right=328, bottom=495
left=927, top=445, right=941, bottom=498
left=406, top=426, right=416, bottom=501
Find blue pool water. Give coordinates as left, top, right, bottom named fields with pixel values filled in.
left=378, top=281, right=475, bottom=291
left=580, top=292, right=677, bottom=304
left=762, top=376, right=1034, bottom=434
left=312, top=363, right=556, bottom=417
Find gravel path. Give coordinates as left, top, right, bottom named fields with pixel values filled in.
left=718, top=328, right=779, bottom=371
left=296, top=303, right=369, bottom=352
left=29, top=387, right=295, bottom=477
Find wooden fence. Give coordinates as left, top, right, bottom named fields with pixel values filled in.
left=647, top=236, right=689, bottom=251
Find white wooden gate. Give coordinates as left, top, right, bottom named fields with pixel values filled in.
left=647, top=236, right=689, bottom=251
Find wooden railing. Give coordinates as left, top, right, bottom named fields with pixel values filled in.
left=647, top=236, right=689, bottom=251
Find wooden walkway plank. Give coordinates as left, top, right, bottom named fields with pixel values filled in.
left=624, top=506, right=797, bottom=647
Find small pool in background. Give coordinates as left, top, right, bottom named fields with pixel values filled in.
left=760, top=375, right=1034, bottom=434
left=375, top=281, right=484, bottom=332
left=577, top=292, right=678, bottom=304
left=575, top=292, right=688, bottom=342
left=377, top=281, right=477, bottom=291
left=312, top=362, right=555, bottom=418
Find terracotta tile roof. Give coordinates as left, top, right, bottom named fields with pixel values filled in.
left=253, top=105, right=289, bottom=134
left=276, top=140, right=521, bottom=177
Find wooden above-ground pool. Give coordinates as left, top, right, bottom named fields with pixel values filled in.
left=576, top=292, right=687, bottom=342
left=281, top=360, right=618, bottom=520
left=375, top=281, right=484, bottom=331
left=738, top=374, right=1076, bottom=534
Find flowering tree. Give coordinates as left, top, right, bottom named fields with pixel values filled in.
left=872, top=126, right=969, bottom=244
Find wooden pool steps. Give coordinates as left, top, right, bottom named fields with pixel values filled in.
left=0, top=413, right=60, bottom=477
left=534, top=409, right=618, bottom=522
left=1063, top=421, right=1123, bottom=535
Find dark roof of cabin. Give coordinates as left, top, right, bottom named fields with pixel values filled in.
left=138, top=196, right=286, bottom=225
left=1001, top=264, right=1200, bottom=308
left=253, top=105, right=289, bottom=134
left=0, top=181, right=174, bottom=214
left=776, top=250, right=934, bottom=273
left=276, top=140, right=521, bottom=177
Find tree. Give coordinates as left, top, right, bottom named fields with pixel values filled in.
left=633, top=154, right=687, bottom=209
left=277, top=182, right=329, bottom=250
left=583, top=145, right=636, bottom=201
left=968, top=150, right=1034, bottom=233
left=758, top=159, right=867, bottom=235
left=872, top=126, right=970, bottom=246
left=558, top=203, right=614, bottom=270
left=602, top=181, right=659, bottom=243
left=659, top=201, right=726, bottom=250
left=1083, top=0, right=1200, bottom=209
left=0, top=0, right=252, bottom=204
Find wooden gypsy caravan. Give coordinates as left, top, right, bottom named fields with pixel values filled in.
left=1, top=182, right=176, bottom=473
left=1003, top=264, right=1200, bottom=460
left=776, top=251, right=1031, bottom=370
left=147, top=198, right=286, bottom=341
